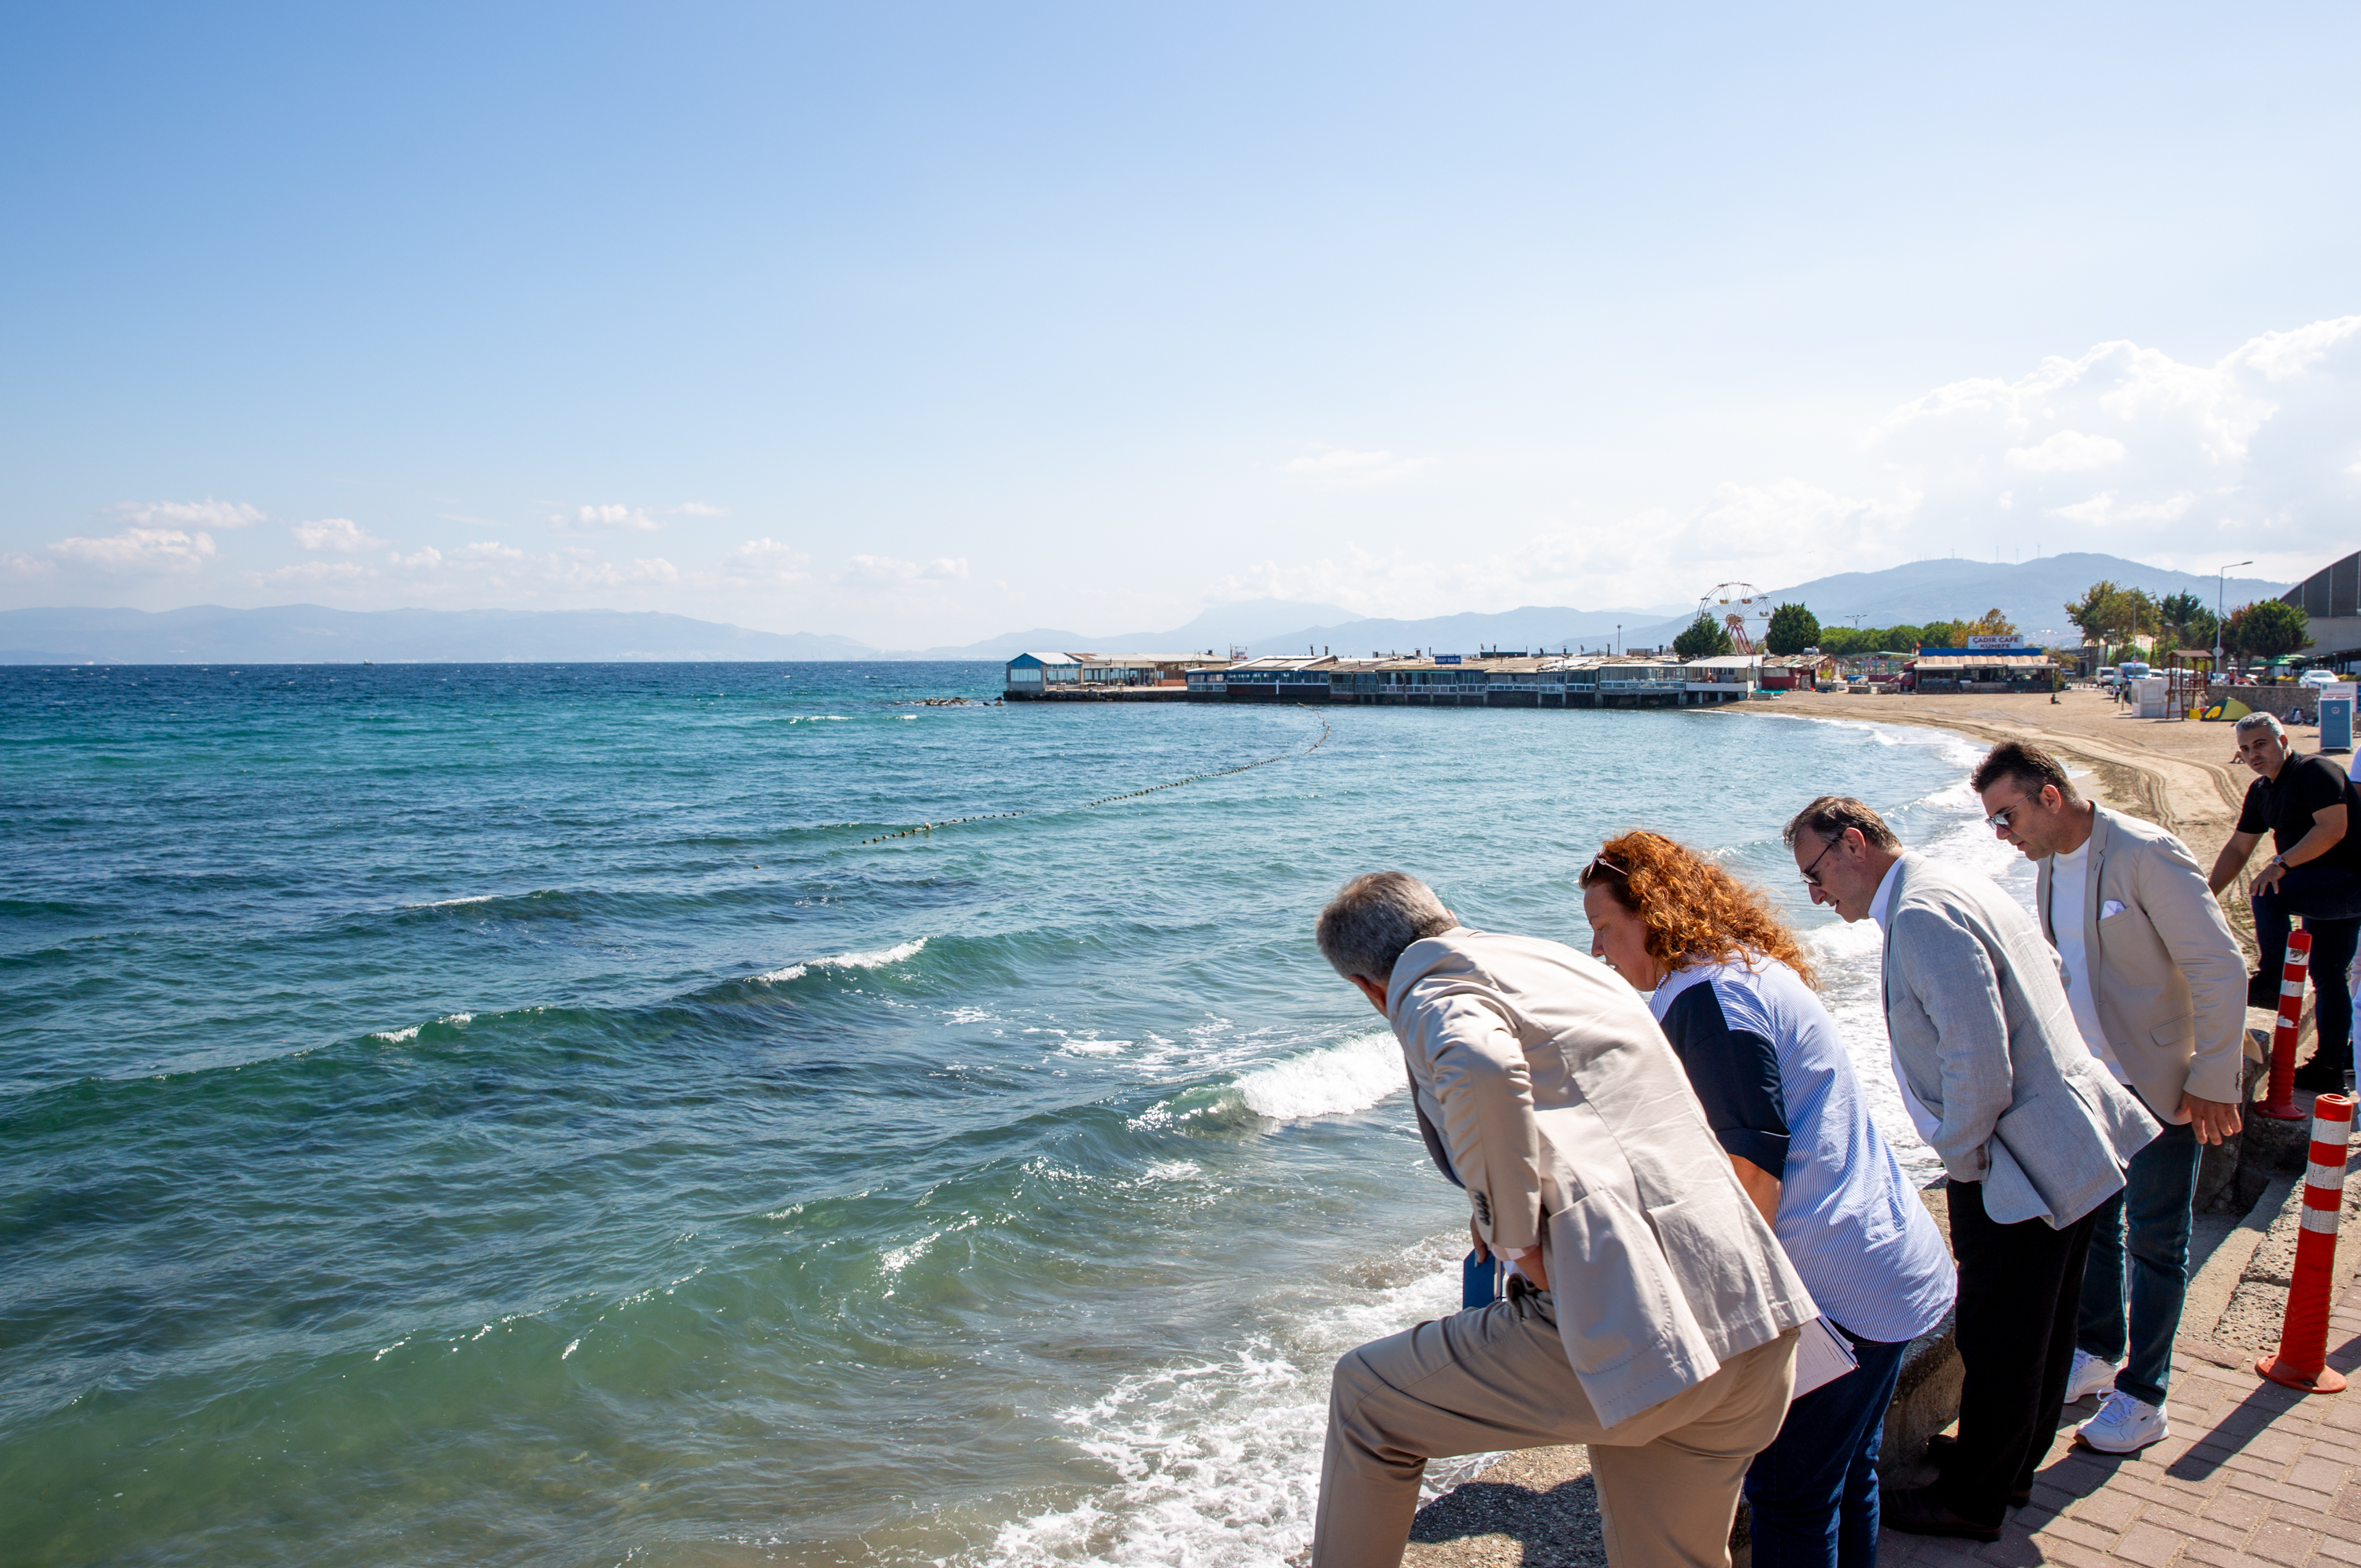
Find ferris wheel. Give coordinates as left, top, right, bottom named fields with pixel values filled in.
left=1697, top=582, right=1773, bottom=654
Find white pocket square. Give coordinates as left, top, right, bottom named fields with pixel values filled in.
left=2100, top=899, right=2127, bottom=919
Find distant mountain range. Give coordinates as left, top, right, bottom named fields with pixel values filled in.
left=0, top=554, right=2293, bottom=666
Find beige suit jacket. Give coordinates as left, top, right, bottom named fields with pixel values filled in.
left=2033, top=806, right=2248, bottom=1112
left=1387, top=928, right=1816, bottom=1429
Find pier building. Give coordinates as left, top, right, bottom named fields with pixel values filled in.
left=1002, top=646, right=2048, bottom=706
left=1003, top=651, right=1225, bottom=699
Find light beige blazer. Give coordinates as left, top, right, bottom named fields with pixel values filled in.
left=1881, top=854, right=2156, bottom=1227
left=2033, top=806, right=2248, bottom=1112
left=1386, top=928, right=1817, bottom=1430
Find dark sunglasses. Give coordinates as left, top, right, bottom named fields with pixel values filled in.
left=1798, top=834, right=1842, bottom=887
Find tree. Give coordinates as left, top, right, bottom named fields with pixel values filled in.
left=1967, top=608, right=2017, bottom=639
left=2148, top=591, right=2220, bottom=656
left=1919, top=618, right=1969, bottom=649
left=1817, top=625, right=1870, bottom=657
left=2065, top=581, right=2119, bottom=645
left=2224, top=600, right=2311, bottom=660
left=2064, top=581, right=2157, bottom=655
left=1674, top=611, right=1735, bottom=659
left=1764, top=603, right=1822, bottom=655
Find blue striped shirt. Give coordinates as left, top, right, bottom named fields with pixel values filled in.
left=1650, top=957, right=1954, bottom=1344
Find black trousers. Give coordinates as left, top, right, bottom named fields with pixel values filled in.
left=1939, top=1178, right=2099, bottom=1525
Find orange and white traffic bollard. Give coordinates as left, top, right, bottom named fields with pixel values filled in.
left=2257, top=1091, right=2355, bottom=1393
left=2253, top=929, right=2315, bottom=1123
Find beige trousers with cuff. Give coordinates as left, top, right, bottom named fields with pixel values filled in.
left=1314, top=1288, right=1799, bottom=1568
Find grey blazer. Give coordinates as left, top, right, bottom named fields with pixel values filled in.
left=1388, top=928, right=1817, bottom=1429
left=2033, top=807, right=2248, bottom=1112
left=1880, top=854, right=2157, bottom=1227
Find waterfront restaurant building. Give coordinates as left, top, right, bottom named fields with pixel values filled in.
left=1004, top=651, right=1227, bottom=696
left=1907, top=645, right=2060, bottom=694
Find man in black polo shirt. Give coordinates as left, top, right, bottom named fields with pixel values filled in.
left=2211, top=711, right=2361, bottom=1090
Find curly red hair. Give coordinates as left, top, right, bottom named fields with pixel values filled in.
left=1579, top=829, right=1819, bottom=990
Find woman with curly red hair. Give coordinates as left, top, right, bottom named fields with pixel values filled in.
left=1581, top=829, right=1952, bottom=1568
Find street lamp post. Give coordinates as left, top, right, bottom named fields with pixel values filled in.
left=2219, top=560, right=2253, bottom=684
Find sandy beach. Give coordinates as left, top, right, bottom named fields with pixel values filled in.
left=1728, top=686, right=2271, bottom=956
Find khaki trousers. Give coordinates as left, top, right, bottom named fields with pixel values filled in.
left=1314, top=1286, right=1799, bottom=1568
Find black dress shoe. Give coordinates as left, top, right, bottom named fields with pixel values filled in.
left=1922, top=1435, right=2033, bottom=1507
left=2293, top=1057, right=2352, bottom=1092
left=1882, top=1484, right=2004, bottom=1542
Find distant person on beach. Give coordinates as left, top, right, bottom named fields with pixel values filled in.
left=1972, top=741, right=2246, bottom=1456
left=2211, top=712, right=2361, bottom=1090
left=1580, top=832, right=1953, bottom=1568
left=1310, top=872, right=1814, bottom=1568
left=1786, top=798, right=2156, bottom=1544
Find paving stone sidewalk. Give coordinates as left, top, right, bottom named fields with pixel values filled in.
left=1884, top=1280, right=2361, bottom=1568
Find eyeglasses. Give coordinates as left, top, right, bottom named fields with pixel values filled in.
left=1985, top=789, right=2043, bottom=831
left=1798, top=833, right=1842, bottom=887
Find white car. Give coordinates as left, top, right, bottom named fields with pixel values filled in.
left=2300, top=669, right=2338, bottom=690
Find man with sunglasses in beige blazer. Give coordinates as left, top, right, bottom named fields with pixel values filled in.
left=1971, top=740, right=2245, bottom=1459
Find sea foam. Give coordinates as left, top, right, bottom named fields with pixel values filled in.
left=1233, top=1032, right=1404, bottom=1121
left=753, top=937, right=928, bottom=985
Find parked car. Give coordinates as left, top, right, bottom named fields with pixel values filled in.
left=2300, top=669, right=2339, bottom=691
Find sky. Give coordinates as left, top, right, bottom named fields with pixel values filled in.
left=3, top=2, right=2358, bottom=649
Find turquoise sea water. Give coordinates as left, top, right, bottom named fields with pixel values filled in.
left=0, top=662, right=2027, bottom=1568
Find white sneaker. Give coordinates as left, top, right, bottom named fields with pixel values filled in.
left=2077, top=1390, right=2168, bottom=1453
left=2065, top=1348, right=2119, bottom=1404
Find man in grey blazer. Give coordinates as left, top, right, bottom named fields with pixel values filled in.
left=1311, top=872, right=1814, bottom=1568
left=1786, top=799, right=2156, bottom=1543
left=1973, top=740, right=2247, bottom=1455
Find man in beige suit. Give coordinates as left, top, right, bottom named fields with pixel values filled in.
left=1972, top=741, right=2246, bottom=1455
left=1310, top=872, right=1813, bottom=1568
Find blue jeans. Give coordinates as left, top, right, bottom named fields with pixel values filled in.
left=2076, top=1120, right=2200, bottom=1407
left=1744, top=1322, right=1912, bottom=1568
left=2253, top=861, right=2361, bottom=1068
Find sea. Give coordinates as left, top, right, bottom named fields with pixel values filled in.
left=0, top=662, right=2037, bottom=1568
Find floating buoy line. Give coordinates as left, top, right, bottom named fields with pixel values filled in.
left=856, top=711, right=1331, bottom=847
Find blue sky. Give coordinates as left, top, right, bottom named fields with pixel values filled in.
left=4, top=2, right=2358, bottom=646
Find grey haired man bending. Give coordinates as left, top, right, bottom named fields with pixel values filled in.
left=1310, top=872, right=1813, bottom=1568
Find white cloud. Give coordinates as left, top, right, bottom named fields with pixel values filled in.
left=252, top=559, right=378, bottom=586
left=1860, top=312, right=2361, bottom=581
left=2006, top=430, right=2126, bottom=472
left=721, top=537, right=813, bottom=585
left=389, top=545, right=443, bottom=570
left=292, top=517, right=387, bottom=552
left=542, top=550, right=679, bottom=588
left=2048, top=490, right=2198, bottom=526
left=673, top=501, right=730, bottom=517
left=551, top=504, right=661, bottom=533
left=113, top=499, right=264, bottom=529
left=1219, top=479, right=1916, bottom=622
left=1283, top=446, right=1435, bottom=485
left=49, top=526, right=217, bottom=574
left=844, top=554, right=970, bottom=585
